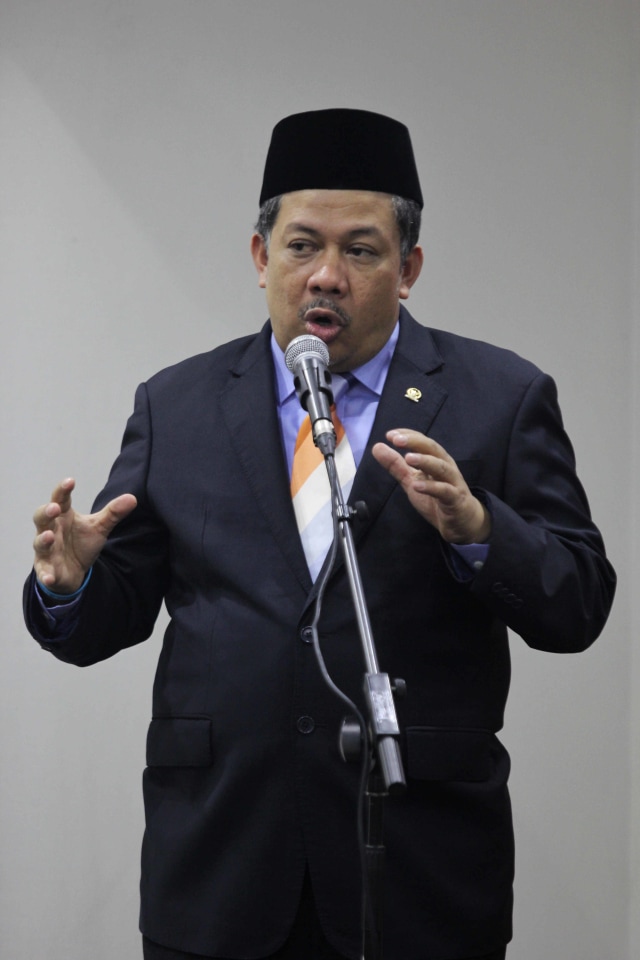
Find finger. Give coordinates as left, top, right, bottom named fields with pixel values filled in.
left=385, top=430, right=447, bottom=458
left=371, top=442, right=415, bottom=484
left=36, top=570, right=57, bottom=589
left=32, top=529, right=62, bottom=586
left=50, top=477, right=76, bottom=511
left=412, top=472, right=456, bottom=499
left=33, top=478, right=76, bottom=531
left=32, top=502, right=58, bottom=531
left=33, top=548, right=64, bottom=586
left=405, top=452, right=452, bottom=483
left=33, top=528, right=56, bottom=556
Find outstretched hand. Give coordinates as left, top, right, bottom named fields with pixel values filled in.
left=32, top=478, right=137, bottom=595
left=372, top=429, right=491, bottom=544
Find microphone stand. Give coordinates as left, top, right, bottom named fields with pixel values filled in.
left=323, top=452, right=406, bottom=960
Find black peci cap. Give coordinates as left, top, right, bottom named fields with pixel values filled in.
left=259, top=108, right=423, bottom=208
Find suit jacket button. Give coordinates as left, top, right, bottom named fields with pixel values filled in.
left=297, top=716, right=315, bottom=734
left=300, top=626, right=314, bottom=644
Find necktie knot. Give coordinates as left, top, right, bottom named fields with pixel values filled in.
left=331, top=372, right=356, bottom=405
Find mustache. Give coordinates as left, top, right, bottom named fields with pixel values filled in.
left=297, top=298, right=352, bottom=326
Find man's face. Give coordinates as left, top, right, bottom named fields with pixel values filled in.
left=251, top=190, right=423, bottom=372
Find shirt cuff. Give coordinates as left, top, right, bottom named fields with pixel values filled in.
left=33, top=569, right=92, bottom=641
left=37, top=567, right=93, bottom=603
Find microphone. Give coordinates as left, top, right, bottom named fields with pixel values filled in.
left=284, top=335, right=336, bottom=456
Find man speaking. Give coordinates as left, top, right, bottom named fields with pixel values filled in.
left=25, top=109, right=616, bottom=960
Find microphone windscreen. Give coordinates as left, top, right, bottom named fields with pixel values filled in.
left=284, top=335, right=329, bottom=373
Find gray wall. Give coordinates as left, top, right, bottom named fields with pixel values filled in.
left=1, top=2, right=637, bottom=958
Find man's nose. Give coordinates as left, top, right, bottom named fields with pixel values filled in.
left=307, top=251, right=348, bottom=295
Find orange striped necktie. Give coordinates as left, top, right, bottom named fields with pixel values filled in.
left=290, top=400, right=356, bottom=580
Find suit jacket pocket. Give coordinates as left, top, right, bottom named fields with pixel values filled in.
left=146, top=716, right=213, bottom=767
left=406, top=726, right=492, bottom=782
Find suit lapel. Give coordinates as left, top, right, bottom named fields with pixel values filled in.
left=220, top=325, right=313, bottom=593
left=349, top=310, right=447, bottom=542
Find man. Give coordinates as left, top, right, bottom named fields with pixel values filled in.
left=25, top=109, right=616, bottom=960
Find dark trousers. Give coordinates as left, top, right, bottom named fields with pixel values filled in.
left=144, top=942, right=505, bottom=960
left=142, top=871, right=507, bottom=960
left=144, top=935, right=506, bottom=960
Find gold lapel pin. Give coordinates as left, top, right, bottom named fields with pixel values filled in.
left=404, top=387, right=422, bottom=403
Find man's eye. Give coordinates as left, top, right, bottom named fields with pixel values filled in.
left=349, top=246, right=375, bottom=259
left=288, top=241, right=314, bottom=253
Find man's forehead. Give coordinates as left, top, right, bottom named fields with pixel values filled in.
left=277, top=189, right=396, bottom=221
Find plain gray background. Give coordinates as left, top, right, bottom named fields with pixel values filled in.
left=1, top=1, right=638, bottom=958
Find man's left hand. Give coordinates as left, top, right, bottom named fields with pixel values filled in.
left=372, top=429, right=491, bottom=544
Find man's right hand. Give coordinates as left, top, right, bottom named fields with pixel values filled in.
left=32, top=478, right=137, bottom=595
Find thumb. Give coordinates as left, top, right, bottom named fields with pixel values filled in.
left=94, top=494, right=137, bottom=537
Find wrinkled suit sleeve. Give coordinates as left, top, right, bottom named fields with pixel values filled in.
left=23, top=382, right=170, bottom=666
left=464, top=371, right=615, bottom=651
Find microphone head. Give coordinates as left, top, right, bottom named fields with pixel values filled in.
left=284, top=334, right=330, bottom=373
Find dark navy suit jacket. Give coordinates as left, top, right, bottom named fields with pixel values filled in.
left=25, top=307, right=615, bottom=959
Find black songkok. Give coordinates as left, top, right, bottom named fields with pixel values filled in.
left=259, top=108, right=423, bottom=208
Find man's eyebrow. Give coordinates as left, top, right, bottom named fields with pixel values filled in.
left=282, top=223, right=384, bottom=239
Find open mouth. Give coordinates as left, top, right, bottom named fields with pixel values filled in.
left=304, top=308, right=345, bottom=327
left=300, top=301, right=350, bottom=343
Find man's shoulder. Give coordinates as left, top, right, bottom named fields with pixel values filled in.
left=143, top=328, right=268, bottom=395
left=400, top=312, right=545, bottom=384
left=431, top=326, right=542, bottom=376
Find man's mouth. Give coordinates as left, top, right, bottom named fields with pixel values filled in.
left=299, top=300, right=350, bottom=343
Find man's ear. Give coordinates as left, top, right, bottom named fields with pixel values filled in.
left=398, top=245, right=424, bottom=300
left=250, top=233, right=269, bottom=289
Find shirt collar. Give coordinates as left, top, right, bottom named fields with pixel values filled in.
left=270, top=320, right=400, bottom=406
